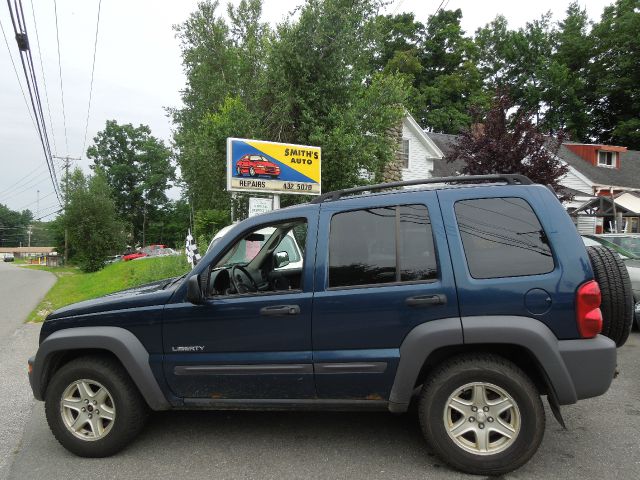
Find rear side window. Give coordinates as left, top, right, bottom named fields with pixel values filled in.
left=329, top=204, right=437, bottom=287
left=454, top=197, right=554, bottom=279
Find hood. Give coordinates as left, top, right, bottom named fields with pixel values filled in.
left=46, top=277, right=182, bottom=321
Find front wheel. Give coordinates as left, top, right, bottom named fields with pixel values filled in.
left=45, top=356, right=148, bottom=457
left=418, top=354, right=545, bottom=475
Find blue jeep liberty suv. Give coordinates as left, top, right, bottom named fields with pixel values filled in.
left=28, top=175, right=633, bottom=475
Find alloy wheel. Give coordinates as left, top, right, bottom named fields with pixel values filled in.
left=443, top=382, right=520, bottom=455
left=60, top=379, right=116, bottom=441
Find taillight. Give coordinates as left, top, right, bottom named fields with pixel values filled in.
left=576, top=280, right=602, bottom=338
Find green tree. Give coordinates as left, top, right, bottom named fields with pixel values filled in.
left=0, top=203, right=33, bottom=247
left=475, top=14, right=555, bottom=122
left=63, top=169, right=125, bottom=272
left=172, top=0, right=268, bottom=211
left=588, top=0, right=640, bottom=149
left=144, top=199, right=192, bottom=249
left=173, top=0, right=408, bottom=205
left=261, top=0, right=407, bottom=191
left=446, top=92, right=569, bottom=197
left=541, top=2, right=592, bottom=139
left=376, top=9, right=487, bottom=133
left=87, top=120, right=174, bottom=244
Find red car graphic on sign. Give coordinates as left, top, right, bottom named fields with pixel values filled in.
left=235, top=154, right=281, bottom=178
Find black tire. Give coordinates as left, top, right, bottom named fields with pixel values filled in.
left=249, top=166, right=256, bottom=177
left=418, top=354, right=545, bottom=476
left=236, top=165, right=242, bottom=176
left=586, top=246, right=633, bottom=347
left=45, top=355, right=148, bottom=457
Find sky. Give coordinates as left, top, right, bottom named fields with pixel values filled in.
left=0, top=0, right=613, bottom=216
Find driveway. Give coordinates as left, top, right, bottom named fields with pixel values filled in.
left=0, top=262, right=55, bottom=480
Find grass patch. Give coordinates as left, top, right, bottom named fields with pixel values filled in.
left=26, top=256, right=191, bottom=323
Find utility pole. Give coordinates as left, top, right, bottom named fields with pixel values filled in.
left=53, top=156, right=81, bottom=264
left=36, top=189, right=40, bottom=219
left=27, top=225, right=32, bottom=247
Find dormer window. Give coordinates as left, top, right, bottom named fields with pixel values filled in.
left=598, top=150, right=616, bottom=168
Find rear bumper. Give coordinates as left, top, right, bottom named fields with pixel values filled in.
left=558, top=335, right=616, bottom=403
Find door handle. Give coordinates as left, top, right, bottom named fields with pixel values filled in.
left=260, top=305, right=301, bottom=316
left=405, top=294, right=447, bottom=307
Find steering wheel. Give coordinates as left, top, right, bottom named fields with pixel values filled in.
left=230, top=265, right=259, bottom=294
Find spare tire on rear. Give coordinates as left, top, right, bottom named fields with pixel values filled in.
left=586, top=246, right=633, bottom=347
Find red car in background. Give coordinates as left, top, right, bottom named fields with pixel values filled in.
left=122, top=252, right=146, bottom=262
left=235, top=154, right=281, bottom=178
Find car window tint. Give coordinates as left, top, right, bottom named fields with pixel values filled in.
left=455, top=197, right=554, bottom=279
left=329, top=207, right=396, bottom=287
left=329, top=205, right=438, bottom=287
left=398, top=205, right=438, bottom=281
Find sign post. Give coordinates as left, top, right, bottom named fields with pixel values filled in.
left=227, top=138, right=321, bottom=204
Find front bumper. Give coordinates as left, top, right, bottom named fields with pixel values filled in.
left=27, top=356, right=41, bottom=400
left=558, top=334, right=617, bottom=403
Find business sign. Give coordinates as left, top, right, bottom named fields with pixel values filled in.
left=248, top=197, right=273, bottom=217
left=227, top=138, right=321, bottom=195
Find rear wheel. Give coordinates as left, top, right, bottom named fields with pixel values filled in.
left=586, top=245, right=633, bottom=347
left=418, top=354, right=545, bottom=475
left=249, top=166, right=256, bottom=177
left=45, top=356, right=148, bottom=457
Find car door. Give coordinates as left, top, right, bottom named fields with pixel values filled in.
left=311, top=190, right=460, bottom=400
left=162, top=211, right=318, bottom=400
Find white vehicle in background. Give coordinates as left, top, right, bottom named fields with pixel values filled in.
left=207, top=224, right=304, bottom=271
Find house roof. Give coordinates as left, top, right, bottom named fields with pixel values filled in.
left=556, top=143, right=640, bottom=190
left=425, top=132, right=465, bottom=177
left=403, top=113, right=444, bottom=158
left=424, top=131, right=640, bottom=190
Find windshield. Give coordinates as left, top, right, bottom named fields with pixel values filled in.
left=604, top=236, right=640, bottom=257
left=582, top=236, right=637, bottom=259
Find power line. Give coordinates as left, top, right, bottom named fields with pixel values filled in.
left=35, top=207, right=63, bottom=221
left=29, top=0, right=57, bottom=156
left=15, top=189, right=55, bottom=211
left=53, top=0, right=69, bottom=155
left=81, top=0, right=101, bottom=159
left=5, top=0, right=63, bottom=206
left=0, top=16, right=37, bottom=130
left=0, top=164, right=41, bottom=196
left=0, top=170, right=50, bottom=202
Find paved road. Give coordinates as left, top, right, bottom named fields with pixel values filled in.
left=1, top=263, right=639, bottom=479
left=0, top=262, right=55, bottom=480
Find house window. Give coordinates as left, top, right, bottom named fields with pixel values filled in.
left=598, top=151, right=615, bottom=168
left=400, top=139, right=410, bottom=168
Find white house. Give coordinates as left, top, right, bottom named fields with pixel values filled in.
left=397, top=113, right=443, bottom=182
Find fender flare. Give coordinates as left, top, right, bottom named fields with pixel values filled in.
left=388, top=317, right=463, bottom=412
left=388, top=316, right=597, bottom=412
left=31, top=326, right=170, bottom=410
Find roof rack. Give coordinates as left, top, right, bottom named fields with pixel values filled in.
left=310, top=174, right=533, bottom=204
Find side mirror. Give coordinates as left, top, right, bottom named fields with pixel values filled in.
left=274, top=250, right=290, bottom=269
left=186, top=275, right=203, bottom=304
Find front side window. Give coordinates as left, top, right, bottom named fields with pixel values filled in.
left=208, top=219, right=306, bottom=296
left=329, top=205, right=437, bottom=288
left=455, top=197, right=554, bottom=279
